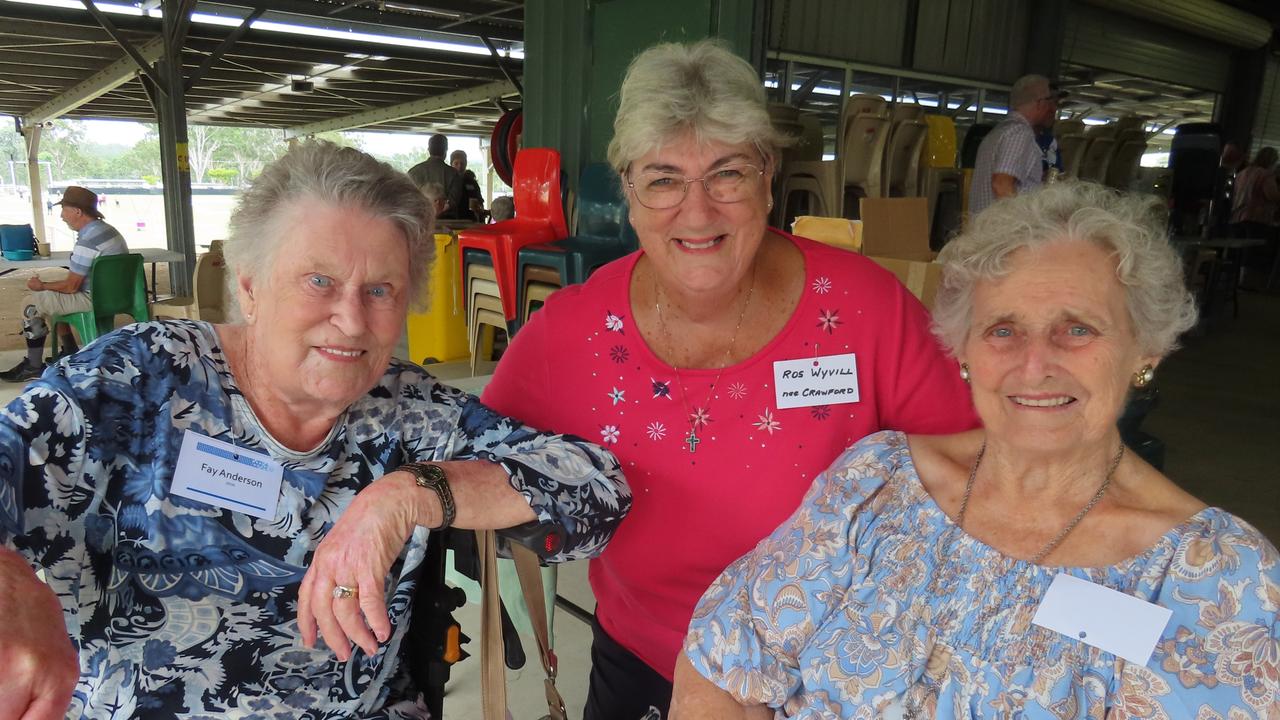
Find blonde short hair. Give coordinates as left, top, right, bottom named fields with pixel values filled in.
left=607, top=39, right=789, bottom=173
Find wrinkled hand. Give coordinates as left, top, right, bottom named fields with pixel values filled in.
left=25, top=276, right=43, bottom=292
left=0, top=554, right=78, bottom=720
left=297, top=472, right=427, bottom=661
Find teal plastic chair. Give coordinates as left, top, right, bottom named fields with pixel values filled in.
left=514, top=163, right=638, bottom=330
left=50, top=253, right=150, bottom=355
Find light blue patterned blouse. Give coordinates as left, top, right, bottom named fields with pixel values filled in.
left=0, top=320, right=631, bottom=719
left=686, top=431, right=1279, bottom=718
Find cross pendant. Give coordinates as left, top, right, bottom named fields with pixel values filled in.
left=684, top=429, right=701, bottom=453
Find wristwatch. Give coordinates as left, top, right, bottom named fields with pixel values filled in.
left=399, top=462, right=456, bottom=529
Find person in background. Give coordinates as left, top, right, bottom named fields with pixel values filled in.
left=1229, top=146, right=1279, bottom=238
left=673, top=181, right=1278, bottom=718
left=407, top=133, right=458, bottom=201
left=0, top=140, right=630, bottom=718
left=422, top=181, right=449, bottom=220
left=488, top=195, right=514, bottom=222
left=481, top=39, right=977, bottom=720
left=444, top=149, right=486, bottom=222
left=969, top=74, right=1064, bottom=216
left=1, top=185, right=127, bottom=383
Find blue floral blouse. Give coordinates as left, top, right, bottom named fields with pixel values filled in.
left=686, top=431, right=1279, bottom=718
left=0, top=320, right=631, bottom=719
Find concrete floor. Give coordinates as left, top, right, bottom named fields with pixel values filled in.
left=0, top=291, right=1276, bottom=716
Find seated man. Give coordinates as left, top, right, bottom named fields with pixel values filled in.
left=2, top=186, right=128, bottom=382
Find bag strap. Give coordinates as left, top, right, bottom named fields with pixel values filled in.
left=477, top=529, right=508, bottom=720
left=477, top=529, right=567, bottom=720
left=511, top=543, right=568, bottom=720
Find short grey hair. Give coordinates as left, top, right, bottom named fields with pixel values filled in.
left=1010, top=74, right=1050, bottom=110
left=606, top=39, right=790, bottom=173
left=932, top=181, right=1198, bottom=358
left=224, top=140, right=435, bottom=317
left=490, top=195, right=514, bottom=222
left=421, top=182, right=446, bottom=203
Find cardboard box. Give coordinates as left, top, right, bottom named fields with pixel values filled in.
left=791, top=216, right=861, bottom=253
left=859, top=197, right=934, bottom=262
left=869, top=255, right=943, bottom=310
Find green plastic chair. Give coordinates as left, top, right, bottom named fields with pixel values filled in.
left=50, top=252, right=150, bottom=355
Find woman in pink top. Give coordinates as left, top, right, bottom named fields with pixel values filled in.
left=481, top=39, right=977, bottom=719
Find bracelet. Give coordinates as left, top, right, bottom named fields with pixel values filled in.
left=399, top=462, right=456, bottom=529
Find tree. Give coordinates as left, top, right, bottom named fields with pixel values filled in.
left=186, top=124, right=222, bottom=183
left=37, top=120, right=88, bottom=180
left=216, top=127, right=285, bottom=184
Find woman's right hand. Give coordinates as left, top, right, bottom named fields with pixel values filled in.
left=0, top=548, right=78, bottom=720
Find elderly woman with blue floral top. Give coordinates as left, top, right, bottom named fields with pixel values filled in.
left=672, top=182, right=1279, bottom=718
left=0, top=140, right=630, bottom=720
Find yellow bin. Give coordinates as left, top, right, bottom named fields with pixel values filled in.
left=406, top=233, right=470, bottom=364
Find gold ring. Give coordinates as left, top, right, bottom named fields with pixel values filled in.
left=332, top=585, right=358, bottom=600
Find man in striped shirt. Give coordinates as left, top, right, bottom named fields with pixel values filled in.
left=2, top=186, right=128, bottom=382
left=969, top=75, right=1065, bottom=217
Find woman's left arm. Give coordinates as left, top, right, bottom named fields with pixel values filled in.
left=298, top=380, right=631, bottom=661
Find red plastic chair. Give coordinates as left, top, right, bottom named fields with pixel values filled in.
left=458, top=148, right=569, bottom=321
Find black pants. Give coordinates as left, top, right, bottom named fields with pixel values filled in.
left=582, top=616, right=672, bottom=720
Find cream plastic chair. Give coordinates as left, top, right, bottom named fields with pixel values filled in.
left=779, top=159, right=843, bottom=223
left=150, top=250, right=227, bottom=323
left=794, top=114, right=825, bottom=162
left=1077, top=129, right=1118, bottom=183
left=890, top=103, right=925, bottom=123
left=1105, top=134, right=1149, bottom=190
left=883, top=119, right=928, bottom=197
left=1058, top=133, right=1090, bottom=178
left=841, top=113, right=890, bottom=204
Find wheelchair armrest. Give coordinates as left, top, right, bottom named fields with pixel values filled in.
left=496, top=520, right=565, bottom=562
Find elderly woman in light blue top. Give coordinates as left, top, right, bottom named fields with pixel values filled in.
left=672, top=181, right=1279, bottom=718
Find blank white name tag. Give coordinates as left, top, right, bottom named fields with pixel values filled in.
left=1032, top=573, right=1172, bottom=666
left=773, top=353, right=860, bottom=409
left=171, top=430, right=284, bottom=520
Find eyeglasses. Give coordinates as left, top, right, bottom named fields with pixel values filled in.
left=626, top=164, right=765, bottom=210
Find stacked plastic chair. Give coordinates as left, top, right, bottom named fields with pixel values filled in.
left=516, top=162, right=637, bottom=328
left=457, top=148, right=570, bottom=372
left=839, top=94, right=891, bottom=213
left=918, top=115, right=963, bottom=250
left=882, top=104, right=928, bottom=197
left=778, top=159, right=843, bottom=229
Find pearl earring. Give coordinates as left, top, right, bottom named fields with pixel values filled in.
left=959, top=363, right=970, bottom=383
left=1133, top=364, right=1155, bottom=388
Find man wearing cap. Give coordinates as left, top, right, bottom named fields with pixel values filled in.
left=1, top=186, right=128, bottom=382
left=969, top=74, right=1066, bottom=216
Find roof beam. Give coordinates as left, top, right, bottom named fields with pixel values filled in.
left=285, top=78, right=516, bottom=136
left=22, top=36, right=165, bottom=124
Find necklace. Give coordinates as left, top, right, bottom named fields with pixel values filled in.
left=901, top=439, right=1126, bottom=719
left=957, top=440, right=1126, bottom=564
left=654, top=267, right=756, bottom=453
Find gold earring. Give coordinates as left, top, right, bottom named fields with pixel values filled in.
left=959, top=363, right=970, bottom=383
left=1133, top=364, right=1155, bottom=388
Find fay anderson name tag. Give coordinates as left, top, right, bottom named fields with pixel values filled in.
left=773, top=353, right=860, bottom=410
left=171, top=430, right=283, bottom=520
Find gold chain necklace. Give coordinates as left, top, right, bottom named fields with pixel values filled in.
left=653, top=267, right=756, bottom=453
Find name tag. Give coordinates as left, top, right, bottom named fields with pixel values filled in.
left=1032, top=573, right=1172, bottom=665
left=171, top=430, right=284, bottom=520
left=773, top=353, right=860, bottom=409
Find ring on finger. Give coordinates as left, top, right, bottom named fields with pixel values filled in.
left=332, top=584, right=358, bottom=600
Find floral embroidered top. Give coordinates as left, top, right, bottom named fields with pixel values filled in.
left=483, top=231, right=978, bottom=680
left=0, top=320, right=630, bottom=719
left=686, top=431, right=1280, bottom=718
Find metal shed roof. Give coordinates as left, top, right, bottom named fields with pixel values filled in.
left=0, top=0, right=524, bottom=136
